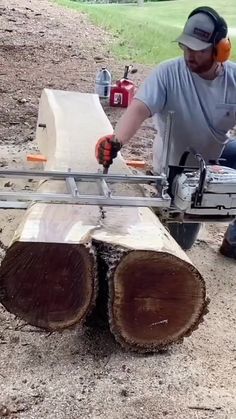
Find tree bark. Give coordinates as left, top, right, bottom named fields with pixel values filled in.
left=0, top=90, right=208, bottom=350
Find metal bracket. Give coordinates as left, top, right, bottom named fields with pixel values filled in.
left=161, top=110, right=175, bottom=177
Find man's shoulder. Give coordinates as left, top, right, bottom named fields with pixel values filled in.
left=150, top=57, right=186, bottom=83
left=153, top=57, right=185, bottom=74
left=225, top=60, right=236, bottom=72
left=224, top=61, right=236, bottom=85
left=225, top=60, right=236, bottom=67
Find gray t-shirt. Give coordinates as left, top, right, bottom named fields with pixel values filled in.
left=135, top=57, right=236, bottom=173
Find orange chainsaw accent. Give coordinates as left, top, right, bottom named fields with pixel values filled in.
left=27, top=154, right=47, bottom=162
left=126, top=160, right=146, bottom=169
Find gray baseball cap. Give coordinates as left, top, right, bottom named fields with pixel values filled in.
left=175, top=12, right=215, bottom=50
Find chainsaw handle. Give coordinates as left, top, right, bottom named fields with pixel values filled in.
left=178, top=151, right=190, bottom=166
left=194, top=154, right=207, bottom=206
left=178, top=149, right=207, bottom=206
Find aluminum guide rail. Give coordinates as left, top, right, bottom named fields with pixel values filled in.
left=0, top=169, right=170, bottom=210
left=0, top=169, right=163, bottom=183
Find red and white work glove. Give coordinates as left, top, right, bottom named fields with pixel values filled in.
left=95, top=134, right=122, bottom=168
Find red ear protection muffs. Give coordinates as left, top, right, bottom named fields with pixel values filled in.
left=188, top=6, right=231, bottom=62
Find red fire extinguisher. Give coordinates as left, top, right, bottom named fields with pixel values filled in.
left=110, top=65, right=137, bottom=108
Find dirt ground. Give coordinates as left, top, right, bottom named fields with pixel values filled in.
left=0, top=1, right=236, bottom=418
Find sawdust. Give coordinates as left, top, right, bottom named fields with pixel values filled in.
left=0, top=0, right=236, bottom=418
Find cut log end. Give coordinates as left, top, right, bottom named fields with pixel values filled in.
left=109, top=250, right=207, bottom=352
left=0, top=242, right=96, bottom=330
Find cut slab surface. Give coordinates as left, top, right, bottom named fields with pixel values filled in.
left=0, top=241, right=96, bottom=330
left=110, top=250, right=206, bottom=350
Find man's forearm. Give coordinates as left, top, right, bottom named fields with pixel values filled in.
left=114, top=99, right=151, bottom=145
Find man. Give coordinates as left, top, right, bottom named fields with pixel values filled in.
left=95, top=6, right=236, bottom=256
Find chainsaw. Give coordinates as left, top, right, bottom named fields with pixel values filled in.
left=155, top=111, right=236, bottom=222
left=157, top=152, right=236, bottom=223
left=0, top=112, right=235, bottom=223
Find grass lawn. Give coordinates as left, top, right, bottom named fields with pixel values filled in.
left=54, top=0, right=236, bottom=64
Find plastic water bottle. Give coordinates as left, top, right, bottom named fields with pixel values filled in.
left=95, top=68, right=112, bottom=99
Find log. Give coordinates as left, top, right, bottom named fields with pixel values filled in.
left=0, top=90, right=114, bottom=330
left=0, top=241, right=96, bottom=330
left=92, top=210, right=208, bottom=351
left=0, top=89, right=208, bottom=350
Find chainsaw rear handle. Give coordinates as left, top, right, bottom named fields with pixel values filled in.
left=194, top=153, right=207, bottom=206
left=177, top=149, right=212, bottom=206
left=176, top=149, right=207, bottom=206
left=179, top=150, right=226, bottom=167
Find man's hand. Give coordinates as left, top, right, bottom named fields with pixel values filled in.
left=95, top=134, right=122, bottom=167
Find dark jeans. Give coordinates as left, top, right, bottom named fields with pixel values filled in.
left=168, top=139, right=236, bottom=250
